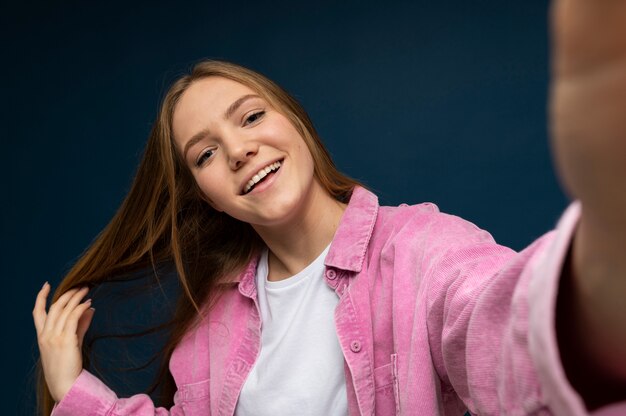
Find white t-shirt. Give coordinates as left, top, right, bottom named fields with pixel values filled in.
left=235, top=246, right=348, bottom=416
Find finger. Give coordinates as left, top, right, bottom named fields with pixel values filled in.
left=43, top=287, right=82, bottom=332
left=76, top=307, right=95, bottom=348
left=63, top=300, right=93, bottom=340
left=52, top=287, right=90, bottom=334
left=33, top=282, right=51, bottom=334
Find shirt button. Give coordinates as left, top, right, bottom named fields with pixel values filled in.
left=350, top=341, right=361, bottom=353
left=325, top=269, right=337, bottom=280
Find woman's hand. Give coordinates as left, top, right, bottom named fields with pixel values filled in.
left=33, top=283, right=95, bottom=403
left=550, top=0, right=626, bottom=231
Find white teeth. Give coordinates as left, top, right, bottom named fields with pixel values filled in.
left=243, top=161, right=282, bottom=194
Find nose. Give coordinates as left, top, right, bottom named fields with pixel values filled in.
left=227, top=136, right=259, bottom=170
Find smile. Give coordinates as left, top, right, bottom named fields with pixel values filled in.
left=243, top=160, right=282, bottom=194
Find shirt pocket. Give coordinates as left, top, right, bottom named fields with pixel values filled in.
left=373, top=354, right=399, bottom=415
left=177, top=378, right=211, bottom=415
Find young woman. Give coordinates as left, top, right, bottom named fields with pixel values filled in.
left=33, top=1, right=626, bottom=414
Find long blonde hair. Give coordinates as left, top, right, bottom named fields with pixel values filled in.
left=38, top=60, right=362, bottom=413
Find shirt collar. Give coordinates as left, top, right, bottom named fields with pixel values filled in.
left=233, top=185, right=379, bottom=290
left=325, top=186, right=379, bottom=273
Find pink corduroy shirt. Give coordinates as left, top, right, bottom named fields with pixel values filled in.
left=52, top=187, right=626, bottom=415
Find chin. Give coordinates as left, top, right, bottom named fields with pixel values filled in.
left=259, top=195, right=306, bottom=225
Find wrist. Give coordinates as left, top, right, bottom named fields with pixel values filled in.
left=47, top=370, right=83, bottom=403
left=556, top=240, right=626, bottom=410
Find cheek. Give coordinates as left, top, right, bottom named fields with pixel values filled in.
left=298, top=143, right=316, bottom=174
left=194, top=176, right=226, bottom=211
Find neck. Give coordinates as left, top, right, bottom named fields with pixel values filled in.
left=253, top=183, right=346, bottom=281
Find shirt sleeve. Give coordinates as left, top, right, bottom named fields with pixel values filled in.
left=424, top=202, right=624, bottom=415
left=51, top=369, right=185, bottom=416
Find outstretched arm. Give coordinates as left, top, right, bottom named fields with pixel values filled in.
left=550, top=0, right=626, bottom=408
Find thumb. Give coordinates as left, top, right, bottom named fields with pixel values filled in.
left=77, top=307, right=95, bottom=348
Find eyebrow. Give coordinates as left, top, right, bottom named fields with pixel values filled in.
left=182, top=94, right=261, bottom=161
left=224, top=94, right=260, bottom=120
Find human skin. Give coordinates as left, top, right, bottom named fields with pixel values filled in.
left=33, top=78, right=347, bottom=403
left=172, top=77, right=346, bottom=282
left=551, top=0, right=626, bottom=248
left=549, top=0, right=626, bottom=401
left=34, top=0, right=626, bottom=405
left=33, top=284, right=94, bottom=403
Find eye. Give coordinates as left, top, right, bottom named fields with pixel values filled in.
left=243, top=110, right=265, bottom=126
left=195, top=148, right=215, bottom=167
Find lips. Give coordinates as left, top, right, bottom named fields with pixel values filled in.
left=242, top=160, right=282, bottom=194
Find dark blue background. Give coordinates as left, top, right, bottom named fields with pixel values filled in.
left=4, top=1, right=568, bottom=413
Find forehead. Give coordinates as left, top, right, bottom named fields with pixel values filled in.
left=172, top=77, right=258, bottom=144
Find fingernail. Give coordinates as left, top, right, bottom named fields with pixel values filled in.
left=89, top=307, right=96, bottom=312
left=42, top=281, right=48, bottom=289
left=85, top=298, right=92, bottom=304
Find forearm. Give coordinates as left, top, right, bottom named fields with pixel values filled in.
left=52, top=370, right=178, bottom=416
left=569, top=218, right=626, bottom=376
left=556, top=222, right=626, bottom=410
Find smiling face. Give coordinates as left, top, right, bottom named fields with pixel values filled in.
left=172, top=76, right=324, bottom=229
